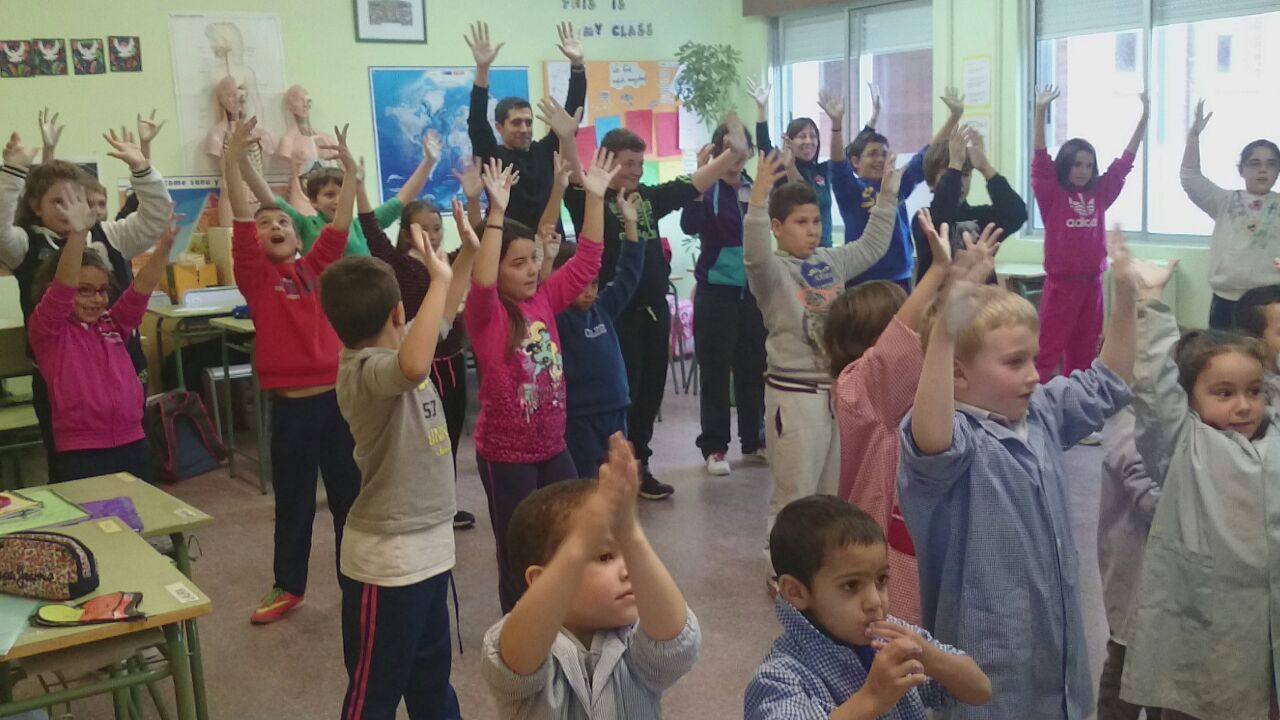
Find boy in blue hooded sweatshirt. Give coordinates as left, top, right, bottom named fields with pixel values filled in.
left=555, top=189, right=667, bottom=498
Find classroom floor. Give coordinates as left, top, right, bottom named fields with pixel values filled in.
left=50, top=388, right=1111, bottom=719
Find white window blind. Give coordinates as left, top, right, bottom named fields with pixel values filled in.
left=1155, top=0, right=1278, bottom=25
left=781, top=9, right=847, bottom=64
left=860, top=2, right=933, bottom=54
left=1036, top=0, right=1143, bottom=39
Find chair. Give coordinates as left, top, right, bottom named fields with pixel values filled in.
left=0, top=324, right=33, bottom=406
left=666, top=281, right=698, bottom=396
left=203, top=363, right=256, bottom=446
left=0, top=404, right=40, bottom=490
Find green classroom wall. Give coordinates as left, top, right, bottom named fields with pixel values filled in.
left=0, top=0, right=1216, bottom=326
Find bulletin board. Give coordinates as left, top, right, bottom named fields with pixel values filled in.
left=544, top=60, right=684, bottom=164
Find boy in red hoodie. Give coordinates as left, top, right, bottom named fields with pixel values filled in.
left=223, top=117, right=362, bottom=626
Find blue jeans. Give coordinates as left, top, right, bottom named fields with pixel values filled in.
left=340, top=571, right=461, bottom=720
left=565, top=409, right=629, bottom=477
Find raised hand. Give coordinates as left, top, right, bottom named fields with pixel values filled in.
left=1035, top=84, right=1060, bottom=110
left=966, top=126, right=992, bottom=174
left=617, top=188, right=641, bottom=225
left=1189, top=99, right=1213, bottom=136
left=137, top=109, right=165, bottom=145
left=746, top=77, right=771, bottom=114
left=780, top=137, right=797, bottom=177
left=955, top=223, right=1002, bottom=284
left=556, top=21, right=584, bottom=65
left=552, top=150, right=572, bottom=189
left=536, top=225, right=562, bottom=263
left=1137, top=91, right=1150, bottom=119
left=453, top=158, right=483, bottom=199
left=916, top=210, right=951, bottom=267
left=536, top=96, right=583, bottom=139
left=879, top=152, right=902, bottom=198
left=465, top=22, right=504, bottom=68
left=421, top=129, right=442, bottom=169
left=480, top=157, right=518, bottom=212
left=222, top=118, right=258, bottom=162
left=722, top=111, right=749, bottom=159
left=598, top=433, right=640, bottom=538
left=869, top=82, right=882, bottom=121
left=817, top=89, right=845, bottom=123
left=57, top=185, right=98, bottom=234
left=3, top=132, right=38, bottom=169
left=452, top=198, right=481, bottom=252
left=39, top=107, right=64, bottom=152
left=749, top=150, right=787, bottom=208
left=104, top=126, right=149, bottom=171
left=582, top=147, right=620, bottom=198
left=419, top=234, right=455, bottom=281
left=941, top=86, right=965, bottom=116
left=317, top=123, right=356, bottom=171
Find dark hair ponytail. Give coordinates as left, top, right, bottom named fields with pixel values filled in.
left=498, top=218, right=536, bottom=356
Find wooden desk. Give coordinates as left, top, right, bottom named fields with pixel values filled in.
left=209, top=317, right=270, bottom=493
left=148, top=305, right=238, bottom=391
left=0, top=522, right=210, bottom=720
left=40, top=473, right=213, bottom=720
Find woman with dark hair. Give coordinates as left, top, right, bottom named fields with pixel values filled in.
left=747, top=79, right=880, bottom=249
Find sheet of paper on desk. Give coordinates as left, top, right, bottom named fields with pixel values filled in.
left=0, top=593, right=39, bottom=656
left=0, top=489, right=89, bottom=536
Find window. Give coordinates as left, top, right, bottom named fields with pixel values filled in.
left=777, top=3, right=932, bottom=154
left=1033, top=0, right=1280, bottom=240
left=776, top=2, right=933, bottom=230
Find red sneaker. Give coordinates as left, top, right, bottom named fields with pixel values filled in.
left=250, top=587, right=303, bottom=624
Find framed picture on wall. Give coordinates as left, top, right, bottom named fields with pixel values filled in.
left=354, top=0, right=427, bottom=43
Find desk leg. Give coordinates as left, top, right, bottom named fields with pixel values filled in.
left=169, top=532, right=208, bottom=720
left=173, top=323, right=187, bottom=391
left=219, top=331, right=237, bottom=482
left=163, top=623, right=197, bottom=720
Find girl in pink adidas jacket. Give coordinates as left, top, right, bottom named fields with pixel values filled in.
left=1031, top=86, right=1146, bottom=382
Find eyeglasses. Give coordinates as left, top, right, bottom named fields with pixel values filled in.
left=75, top=285, right=110, bottom=299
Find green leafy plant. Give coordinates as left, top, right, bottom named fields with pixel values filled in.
left=674, top=41, right=742, bottom=130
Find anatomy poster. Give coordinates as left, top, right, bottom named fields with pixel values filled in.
left=168, top=12, right=287, bottom=174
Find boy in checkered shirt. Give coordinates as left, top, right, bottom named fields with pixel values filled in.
left=745, top=496, right=990, bottom=719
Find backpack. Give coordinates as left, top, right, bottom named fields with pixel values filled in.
left=145, top=391, right=226, bottom=483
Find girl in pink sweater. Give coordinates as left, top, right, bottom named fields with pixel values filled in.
left=1032, top=86, right=1147, bottom=383
left=27, top=186, right=173, bottom=483
left=826, top=213, right=1000, bottom=625
left=464, top=151, right=616, bottom=612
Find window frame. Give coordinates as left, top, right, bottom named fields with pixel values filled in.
left=1025, top=0, right=1275, bottom=246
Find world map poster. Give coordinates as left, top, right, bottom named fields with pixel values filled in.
left=369, top=66, right=529, bottom=207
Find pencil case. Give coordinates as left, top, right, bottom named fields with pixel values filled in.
left=0, top=531, right=99, bottom=600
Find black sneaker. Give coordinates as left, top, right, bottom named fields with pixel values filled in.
left=639, top=472, right=674, bottom=501
left=453, top=510, right=476, bottom=530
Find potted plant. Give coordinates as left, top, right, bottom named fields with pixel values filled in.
left=673, top=41, right=742, bottom=130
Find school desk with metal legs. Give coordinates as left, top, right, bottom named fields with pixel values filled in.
left=209, top=317, right=270, bottom=493
left=0, top=521, right=211, bottom=720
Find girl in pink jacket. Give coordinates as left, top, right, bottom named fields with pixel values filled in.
left=28, top=187, right=173, bottom=483
left=1031, top=86, right=1148, bottom=383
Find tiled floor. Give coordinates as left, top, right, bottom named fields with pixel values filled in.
left=19, top=387, right=1111, bottom=719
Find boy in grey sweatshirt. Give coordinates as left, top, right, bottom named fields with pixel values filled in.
left=742, top=150, right=901, bottom=544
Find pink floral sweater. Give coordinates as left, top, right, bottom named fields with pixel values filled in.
left=464, top=236, right=602, bottom=463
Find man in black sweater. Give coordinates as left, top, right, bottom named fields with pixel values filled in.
left=564, top=128, right=746, bottom=498
left=466, top=21, right=586, bottom=228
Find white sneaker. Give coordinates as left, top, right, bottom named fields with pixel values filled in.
left=706, top=452, right=731, bottom=476
left=1078, top=431, right=1102, bottom=446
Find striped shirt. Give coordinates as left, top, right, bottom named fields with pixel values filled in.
left=481, top=609, right=700, bottom=719
left=898, top=361, right=1134, bottom=719
left=745, top=598, right=959, bottom=720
